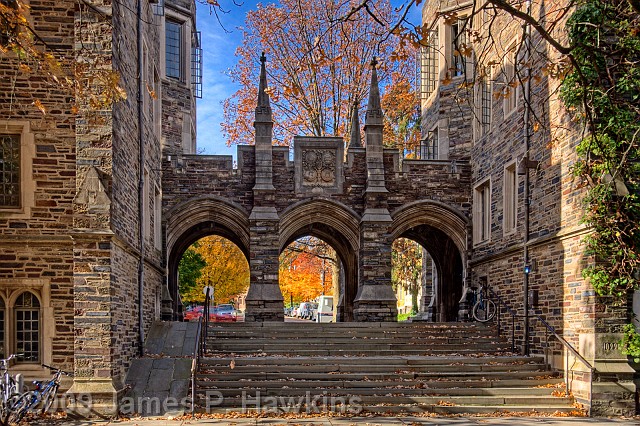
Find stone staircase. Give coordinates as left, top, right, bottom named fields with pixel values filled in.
left=195, top=322, right=579, bottom=415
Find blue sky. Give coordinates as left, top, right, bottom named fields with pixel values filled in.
left=194, top=1, right=422, bottom=156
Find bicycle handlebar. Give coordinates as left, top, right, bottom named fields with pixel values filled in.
left=42, top=364, right=73, bottom=377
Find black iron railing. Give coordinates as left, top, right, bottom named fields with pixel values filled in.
left=191, top=316, right=202, bottom=414
left=485, top=286, right=594, bottom=414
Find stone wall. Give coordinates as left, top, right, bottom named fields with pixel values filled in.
left=418, top=0, right=637, bottom=415
left=0, top=0, right=76, bottom=372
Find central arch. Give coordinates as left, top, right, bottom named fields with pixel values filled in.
left=390, top=201, right=469, bottom=321
left=165, top=196, right=251, bottom=319
left=279, top=198, right=361, bottom=321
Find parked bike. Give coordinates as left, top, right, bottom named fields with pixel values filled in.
left=472, top=284, right=497, bottom=322
left=7, top=364, right=72, bottom=424
left=0, top=354, right=22, bottom=424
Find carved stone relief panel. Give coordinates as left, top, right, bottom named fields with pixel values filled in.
left=294, top=137, right=344, bottom=195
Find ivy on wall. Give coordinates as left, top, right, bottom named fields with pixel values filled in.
left=560, top=0, right=640, bottom=359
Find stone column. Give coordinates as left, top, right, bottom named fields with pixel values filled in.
left=353, top=58, right=397, bottom=322
left=68, top=232, right=123, bottom=418
left=580, top=295, right=637, bottom=416
left=244, top=53, right=284, bottom=321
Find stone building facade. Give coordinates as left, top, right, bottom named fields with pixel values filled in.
left=0, top=0, right=637, bottom=418
left=418, top=0, right=638, bottom=415
left=0, top=0, right=200, bottom=415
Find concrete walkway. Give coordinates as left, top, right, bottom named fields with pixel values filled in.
left=28, top=415, right=640, bottom=425
left=123, top=321, right=199, bottom=416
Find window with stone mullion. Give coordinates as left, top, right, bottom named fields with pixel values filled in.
left=0, top=134, right=21, bottom=208
left=451, top=18, right=468, bottom=78
left=166, top=19, right=182, bottom=80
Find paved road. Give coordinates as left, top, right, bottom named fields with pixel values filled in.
left=28, top=415, right=640, bottom=425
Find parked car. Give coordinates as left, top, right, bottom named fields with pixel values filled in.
left=212, top=304, right=237, bottom=322
left=183, top=306, right=203, bottom=321
left=298, top=302, right=318, bottom=320
left=291, top=305, right=299, bottom=317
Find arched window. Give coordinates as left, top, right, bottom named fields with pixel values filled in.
left=15, top=292, right=40, bottom=362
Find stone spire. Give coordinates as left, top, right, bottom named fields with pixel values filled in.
left=364, top=56, right=387, bottom=194
left=255, top=52, right=272, bottom=122
left=365, top=57, right=383, bottom=126
left=349, top=102, right=362, bottom=148
left=253, top=52, right=275, bottom=191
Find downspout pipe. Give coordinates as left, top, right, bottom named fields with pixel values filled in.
left=136, top=0, right=145, bottom=357
left=522, top=0, right=533, bottom=356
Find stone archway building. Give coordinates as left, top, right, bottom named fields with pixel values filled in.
left=162, top=55, right=471, bottom=323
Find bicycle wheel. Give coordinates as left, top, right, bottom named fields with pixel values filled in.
left=6, top=391, right=32, bottom=425
left=41, top=384, right=58, bottom=414
left=472, top=299, right=497, bottom=322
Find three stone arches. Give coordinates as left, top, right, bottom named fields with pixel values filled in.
left=165, top=195, right=468, bottom=322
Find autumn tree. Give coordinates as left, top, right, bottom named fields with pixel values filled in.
left=280, top=237, right=335, bottom=304
left=392, top=238, right=422, bottom=315
left=178, top=246, right=207, bottom=296
left=222, top=0, right=417, bottom=147
left=181, top=236, right=250, bottom=304
left=381, top=66, right=421, bottom=155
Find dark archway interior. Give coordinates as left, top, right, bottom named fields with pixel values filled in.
left=282, top=222, right=358, bottom=322
left=401, top=225, right=463, bottom=322
left=168, top=221, right=250, bottom=320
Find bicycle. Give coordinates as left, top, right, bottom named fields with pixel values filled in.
left=7, top=364, right=72, bottom=424
left=471, top=284, right=497, bottom=322
left=0, top=354, right=23, bottom=424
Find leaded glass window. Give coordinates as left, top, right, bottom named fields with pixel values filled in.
left=0, top=134, right=20, bottom=208
left=166, top=20, right=182, bottom=79
left=15, top=292, right=40, bottom=362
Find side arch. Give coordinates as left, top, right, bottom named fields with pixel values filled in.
left=390, top=201, right=470, bottom=321
left=390, top=200, right=468, bottom=256
left=164, top=196, right=251, bottom=319
left=166, top=195, right=251, bottom=258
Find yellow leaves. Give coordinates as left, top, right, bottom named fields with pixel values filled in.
left=189, top=236, right=250, bottom=304
left=146, top=83, right=157, bottom=100
left=32, top=99, right=46, bottom=115
left=283, top=85, right=301, bottom=98
left=206, top=0, right=220, bottom=6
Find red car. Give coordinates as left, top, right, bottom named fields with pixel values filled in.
left=183, top=306, right=203, bottom=321
left=212, top=304, right=237, bottom=322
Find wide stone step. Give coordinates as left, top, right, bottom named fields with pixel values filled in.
left=200, top=386, right=563, bottom=398
left=197, top=394, right=570, bottom=407
left=207, top=343, right=505, bottom=352
left=198, top=371, right=553, bottom=382
left=208, top=322, right=490, bottom=329
left=199, top=355, right=543, bottom=367
left=196, top=323, right=574, bottom=416
left=205, top=348, right=510, bottom=356
left=207, top=335, right=501, bottom=342
left=198, top=363, right=545, bottom=374
left=197, top=374, right=561, bottom=388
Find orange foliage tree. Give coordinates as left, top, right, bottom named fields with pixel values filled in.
left=392, top=238, right=423, bottom=314
left=381, top=65, right=421, bottom=155
left=279, top=238, right=334, bottom=304
left=222, top=0, right=416, bottom=147
left=181, top=236, right=250, bottom=304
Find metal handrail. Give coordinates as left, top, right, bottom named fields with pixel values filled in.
left=191, top=316, right=203, bottom=414
left=532, top=313, right=594, bottom=415
left=485, top=286, right=519, bottom=353
left=485, top=286, right=594, bottom=414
